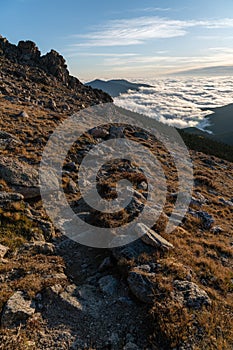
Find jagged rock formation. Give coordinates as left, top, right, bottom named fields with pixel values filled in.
left=0, top=35, right=112, bottom=112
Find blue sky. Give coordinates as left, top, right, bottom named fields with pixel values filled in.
left=1, top=0, right=233, bottom=80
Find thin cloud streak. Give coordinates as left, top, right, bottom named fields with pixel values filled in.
left=70, top=17, right=233, bottom=47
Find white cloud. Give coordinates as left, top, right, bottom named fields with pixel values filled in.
left=136, top=7, right=172, bottom=12
left=70, top=16, right=233, bottom=48
left=114, top=77, right=233, bottom=129
left=65, top=52, right=139, bottom=58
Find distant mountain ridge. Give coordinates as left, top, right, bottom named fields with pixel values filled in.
left=85, top=79, right=153, bottom=97
left=172, top=65, right=233, bottom=76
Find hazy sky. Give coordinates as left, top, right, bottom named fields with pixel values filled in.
left=1, top=0, right=233, bottom=80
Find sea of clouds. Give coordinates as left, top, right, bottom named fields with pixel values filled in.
left=114, top=76, right=233, bottom=130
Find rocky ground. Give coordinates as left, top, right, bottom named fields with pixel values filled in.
left=0, top=37, right=233, bottom=349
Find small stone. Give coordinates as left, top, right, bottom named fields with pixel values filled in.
left=110, top=125, right=125, bottom=138
left=124, top=342, right=140, bottom=350
left=20, top=242, right=55, bottom=255
left=98, top=275, right=119, bottom=296
left=137, top=181, right=148, bottom=191
left=67, top=179, right=78, bottom=194
left=127, top=269, right=156, bottom=303
left=0, top=244, right=9, bottom=258
left=211, top=226, right=223, bottom=234
left=98, top=257, right=112, bottom=272
left=89, top=127, right=109, bottom=138
left=17, top=110, right=29, bottom=118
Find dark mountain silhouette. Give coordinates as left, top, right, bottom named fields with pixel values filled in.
left=85, top=79, right=153, bottom=97
left=184, top=104, right=233, bottom=145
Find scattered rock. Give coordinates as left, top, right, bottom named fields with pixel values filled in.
left=0, top=244, right=9, bottom=258
left=174, top=280, right=211, bottom=309
left=89, top=127, right=109, bottom=138
left=67, top=179, right=78, bottom=194
left=127, top=269, right=156, bottom=303
left=110, top=125, right=125, bottom=138
left=124, top=342, right=140, bottom=350
left=0, top=157, right=39, bottom=198
left=189, top=210, right=214, bottom=230
left=20, top=241, right=56, bottom=255
left=98, top=257, right=113, bottom=272
left=219, top=197, right=233, bottom=206
left=17, top=110, right=29, bottom=118
left=135, top=223, right=174, bottom=250
left=1, top=291, right=35, bottom=328
left=0, top=131, right=22, bottom=150
left=98, top=275, right=119, bottom=296
left=0, top=191, right=24, bottom=204
left=211, top=226, right=223, bottom=235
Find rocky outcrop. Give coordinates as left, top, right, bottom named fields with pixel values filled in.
left=0, top=35, right=112, bottom=103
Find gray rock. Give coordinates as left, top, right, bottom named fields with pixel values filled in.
left=98, top=275, right=119, bottom=296
left=0, top=191, right=24, bottom=204
left=189, top=210, right=214, bottom=230
left=211, top=226, right=223, bottom=234
left=174, top=280, right=211, bottom=309
left=0, top=157, right=39, bottom=198
left=17, top=110, right=29, bottom=118
left=127, top=269, right=156, bottom=303
left=135, top=223, right=174, bottom=250
left=21, top=241, right=55, bottom=255
left=46, top=284, right=82, bottom=311
left=137, top=181, right=148, bottom=191
left=124, top=342, right=140, bottom=350
left=1, top=291, right=35, bottom=328
left=67, top=179, right=78, bottom=194
left=110, top=125, right=125, bottom=138
left=98, top=257, right=113, bottom=272
left=89, top=127, right=109, bottom=138
left=0, top=131, right=22, bottom=150
left=0, top=244, right=9, bottom=258
left=219, top=197, right=233, bottom=207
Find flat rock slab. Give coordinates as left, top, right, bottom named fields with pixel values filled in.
left=1, top=291, right=35, bottom=328
left=135, top=223, right=174, bottom=250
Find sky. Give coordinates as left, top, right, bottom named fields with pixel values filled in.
left=1, top=0, right=233, bottom=80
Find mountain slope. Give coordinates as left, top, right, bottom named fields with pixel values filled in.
left=0, top=37, right=232, bottom=350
